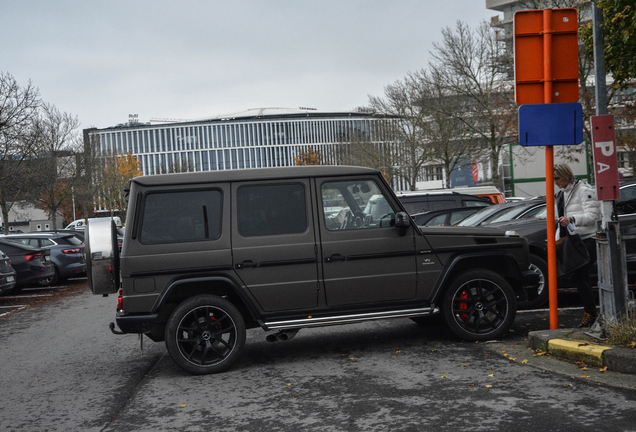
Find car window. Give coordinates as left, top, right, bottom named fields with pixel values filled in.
left=428, top=199, right=458, bottom=210
left=518, top=204, right=546, bottom=219
left=52, top=236, right=83, bottom=246
left=322, top=179, right=395, bottom=230
left=401, top=201, right=428, bottom=214
left=6, top=238, right=30, bottom=246
left=238, top=183, right=307, bottom=237
left=616, top=185, right=636, bottom=216
left=140, top=189, right=223, bottom=244
left=456, top=205, right=503, bottom=226
left=487, top=205, right=534, bottom=224
left=462, top=199, right=491, bottom=207
left=40, top=239, right=55, bottom=247
left=425, top=214, right=448, bottom=226
left=450, top=209, right=477, bottom=225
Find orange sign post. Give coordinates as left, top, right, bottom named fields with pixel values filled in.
left=514, top=8, right=579, bottom=329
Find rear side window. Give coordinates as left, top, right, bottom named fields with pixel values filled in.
left=140, top=190, right=223, bottom=244
left=401, top=201, right=427, bottom=214
left=55, top=236, right=83, bottom=246
left=462, top=198, right=491, bottom=207
left=238, top=184, right=307, bottom=237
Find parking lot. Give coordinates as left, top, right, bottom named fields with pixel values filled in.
left=2, top=278, right=636, bottom=432
left=0, top=277, right=87, bottom=317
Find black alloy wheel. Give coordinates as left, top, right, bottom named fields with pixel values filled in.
left=442, top=269, right=516, bottom=341
left=165, top=295, right=246, bottom=375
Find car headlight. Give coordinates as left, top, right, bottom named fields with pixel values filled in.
left=505, top=230, right=520, bottom=237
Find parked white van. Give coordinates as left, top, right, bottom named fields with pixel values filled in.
left=67, top=217, right=122, bottom=230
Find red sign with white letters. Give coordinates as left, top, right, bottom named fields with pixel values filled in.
left=591, top=115, right=620, bottom=201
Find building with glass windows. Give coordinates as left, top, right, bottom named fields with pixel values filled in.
left=83, top=107, right=430, bottom=192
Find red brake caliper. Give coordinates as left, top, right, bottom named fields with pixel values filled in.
left=459, top=290, right=468, bottom=322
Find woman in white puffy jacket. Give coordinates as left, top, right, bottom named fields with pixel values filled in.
left=554, top=163, right=601, bottom=328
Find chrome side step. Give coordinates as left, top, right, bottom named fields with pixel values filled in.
left=262, top=307, right=437, bottom=330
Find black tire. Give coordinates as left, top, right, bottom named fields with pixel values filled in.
left=517, top=254, right=549, bottom=310
left=442, top=269, right=516, bottom=341
left=36, top=267, right=59, bottom=287
left=165, top=295, right=246, bottom=375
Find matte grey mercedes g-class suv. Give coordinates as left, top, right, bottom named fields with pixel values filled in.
left=86, top=166, right=538, bottom=375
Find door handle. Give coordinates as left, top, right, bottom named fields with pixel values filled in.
left=325, top=254, right=345, bottom=263
left=235, top=260, right=258, bottom=269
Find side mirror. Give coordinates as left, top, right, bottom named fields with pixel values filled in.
left=395, top=211, right=410, bottom=236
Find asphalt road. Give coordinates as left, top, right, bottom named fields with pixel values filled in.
left=1, top=280, right=636, bottom=432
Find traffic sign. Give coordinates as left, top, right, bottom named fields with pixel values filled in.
left=514, top=8, right=579, bottom=105
left=518, top=103, right=583, bottom=146
left=591, top=115, right=621, bottom=201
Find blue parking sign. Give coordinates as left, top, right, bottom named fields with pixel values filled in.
left=518, top=103, right=583, bottom=146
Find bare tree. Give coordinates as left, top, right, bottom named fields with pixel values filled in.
left=367, top=74, right=435, bottom=190
left=31, top=103, right=83, bottom=229
left=334, top=122, right=402, bottom=187
left=0, top=72, right=41, bottom=233
left=414, top=69, right=483, bottom=187
left=429, top=21, right=517, bottom=187
left=71, top=130, right=104, bottom=223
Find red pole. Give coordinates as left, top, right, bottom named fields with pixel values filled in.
left=543, top=9, right=559, bottom=329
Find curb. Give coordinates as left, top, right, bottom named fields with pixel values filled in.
left=527, top=329, right=636, bottom=375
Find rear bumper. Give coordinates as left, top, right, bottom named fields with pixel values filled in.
left=115, top=313, right=159, bottom=334
left=58, top=262, right=86, bottom=278
left=0, top=278, right=16, bottom=294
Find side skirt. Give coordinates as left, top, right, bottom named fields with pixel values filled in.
left=261, top=307, right=438, bottom=331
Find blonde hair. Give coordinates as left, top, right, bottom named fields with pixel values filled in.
left=554, top=163, right=575, bottom=184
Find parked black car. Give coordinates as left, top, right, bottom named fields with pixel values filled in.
left=487, top=183, right=636, bottom=309
left=0, top=232, right=85, bottom=286
left=0, top=240, right=54, bottom=290
left=86, top=166, right=538, bottom=375
left=0, top=248, right=17, bottom=295
left=456, top=199, right=546, bottom=227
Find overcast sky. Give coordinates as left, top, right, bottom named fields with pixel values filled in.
left=2, top=1, right=495, bottom=130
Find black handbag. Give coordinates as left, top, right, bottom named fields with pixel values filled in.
left=555, top=232, right=590, bottom=277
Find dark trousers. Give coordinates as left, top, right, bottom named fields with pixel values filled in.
left=570, top=237, right=598, bottom=316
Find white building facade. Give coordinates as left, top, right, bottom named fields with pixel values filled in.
left=84, top=108, right=425, bottom=191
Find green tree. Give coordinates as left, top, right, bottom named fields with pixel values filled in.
left=582, top=0, right=636, bottom=90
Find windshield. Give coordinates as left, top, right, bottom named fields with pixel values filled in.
left=487, top=204, right=540, bottom=224
left=456, top=205, right=505, bottom=226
